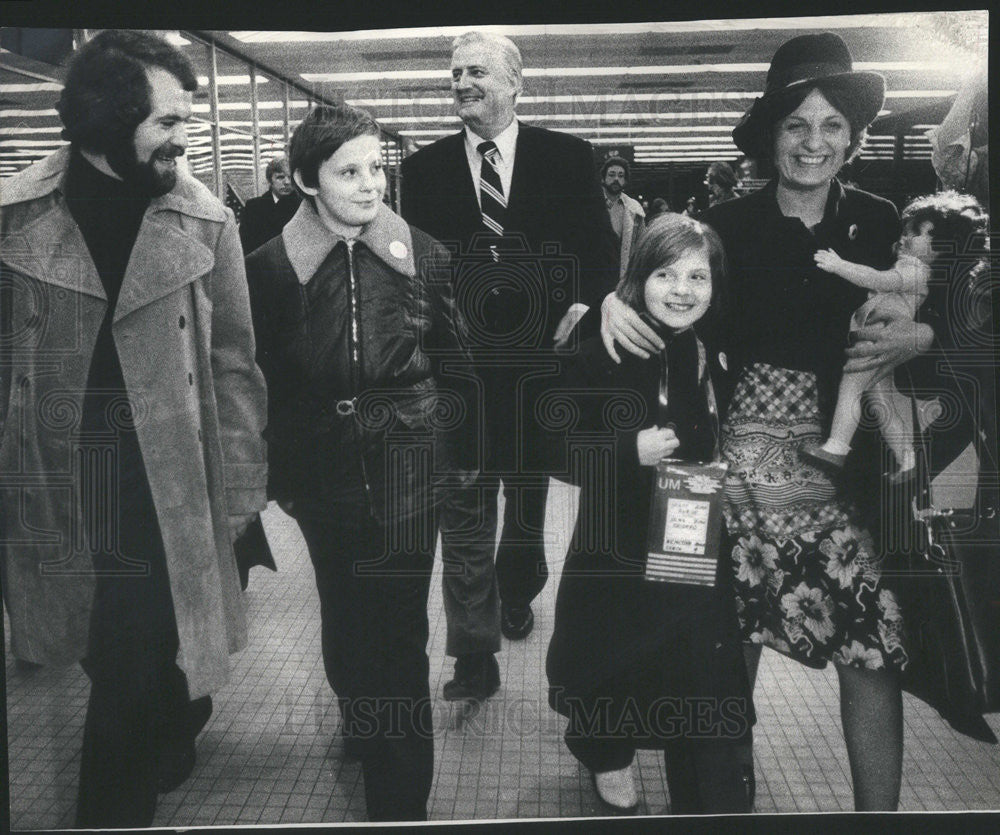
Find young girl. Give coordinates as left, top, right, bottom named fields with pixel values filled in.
left=805, top=190, right=989, bottom=478
left=540, top=214, right=752, bottom=815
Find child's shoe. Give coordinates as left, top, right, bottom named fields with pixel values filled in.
left=592, top=766, right=639, bottom=812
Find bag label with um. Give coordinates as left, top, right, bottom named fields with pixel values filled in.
left=645, top=460, right=728, bottom=587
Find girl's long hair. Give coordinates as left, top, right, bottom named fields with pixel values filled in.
left=615, top=212, right=729, bottom=337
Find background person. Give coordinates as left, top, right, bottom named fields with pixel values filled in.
left=704, top=161, right=740, bottom=206
left=245, top=104, right=474, bottom=822
left=598, top=32, right=931, bottom=811
left=645, top=197, right=670, bottom=225
left=239, top=154, right=301, bottom=254
left=600, top=155, right=645, bottom=278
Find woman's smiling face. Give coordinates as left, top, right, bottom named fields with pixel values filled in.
left=643, top=248, right=713, bottom=332
left=773, top=88, right=852, bottom=192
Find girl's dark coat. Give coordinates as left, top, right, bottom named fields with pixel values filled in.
left=539, top=331, right=752, bottom=745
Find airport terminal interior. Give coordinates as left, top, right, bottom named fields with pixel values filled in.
left=3, top=11, right=998, bottom=826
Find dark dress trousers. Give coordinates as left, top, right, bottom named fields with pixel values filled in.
left=239, top=191, right=301, bottom=255
left=401, top=122, right=618, bottom=630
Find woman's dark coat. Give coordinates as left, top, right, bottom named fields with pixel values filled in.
left=702, top=178, right=903, bottom=533
left=539, top=331, right=752, bottom=745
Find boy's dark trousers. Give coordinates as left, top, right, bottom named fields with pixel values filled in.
left=295, top=505, right=438, bottom=822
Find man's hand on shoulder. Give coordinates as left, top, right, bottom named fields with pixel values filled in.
left=600, top=293, right=664, bottom=363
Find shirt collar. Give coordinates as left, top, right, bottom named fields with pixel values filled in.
left=464, top=118, right=519, bottom=163
left=282, top=200, right=416, bottom=284
left=763, top=177, right=846, bottom=229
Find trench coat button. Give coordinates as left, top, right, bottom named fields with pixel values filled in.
left=179, top=315, right=186, bottom=329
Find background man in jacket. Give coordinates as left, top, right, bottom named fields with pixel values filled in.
left=239, top=155, right=301, bottom=254
left=401, top=31, right=617, bottom=701
left=600, top=155, right=645, bottom=278
left=0, top=30, right=267, bottom=827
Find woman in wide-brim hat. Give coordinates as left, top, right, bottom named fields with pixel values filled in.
left=600, top=32, right=937, bottom=810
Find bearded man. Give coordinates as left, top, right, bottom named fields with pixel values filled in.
left=0, top=30, right=267, bottom=827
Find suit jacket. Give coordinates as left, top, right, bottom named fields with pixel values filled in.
left=239, top=191, right=301, bottom=255
left=401, top=122, right=618, bottom=351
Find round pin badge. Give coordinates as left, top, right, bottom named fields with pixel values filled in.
left=389, top=240, right=408, bottom=259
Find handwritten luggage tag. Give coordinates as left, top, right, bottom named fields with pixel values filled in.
left=645, top=459, right=728, bottom=587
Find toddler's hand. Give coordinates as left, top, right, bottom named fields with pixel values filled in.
left=637, top=425, right=680, bottom=466
left=814, top=248, right=844, bottom=273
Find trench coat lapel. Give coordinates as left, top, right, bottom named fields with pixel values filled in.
left=1, top=201, right=105, bottom=300
left=620, top=203, right=636, bottom=278
left=114, top=216, right=214, bottom=322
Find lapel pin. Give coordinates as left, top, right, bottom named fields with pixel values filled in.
left=389, top=240, right=408, bottom=260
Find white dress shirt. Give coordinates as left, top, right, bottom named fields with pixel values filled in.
left=463, top=119, right=519, bottom=207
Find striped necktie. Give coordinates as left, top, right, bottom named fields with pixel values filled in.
left=477, top=140, right=506, bottom=236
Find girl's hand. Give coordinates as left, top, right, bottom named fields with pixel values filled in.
left=814, top=248, right=845, bottom=275
left=637, top=425, right=680, bottom=465
left=601, top=293, right=664, bottom=363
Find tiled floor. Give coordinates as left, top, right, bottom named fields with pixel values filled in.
left=6, top=479, right=1000, bottom=827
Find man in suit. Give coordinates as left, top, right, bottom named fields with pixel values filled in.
left=402, top=31, right=617, bottom=701
left=238, top=155, right=300, bottom=254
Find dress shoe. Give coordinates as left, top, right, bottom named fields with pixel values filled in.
left=500, top=603, right=534, bottom=640
left=157, top=696, right=213, bottom=794
left=592, top=767, right=639, bottom=812
left=443, top=653, right=500, bottom=702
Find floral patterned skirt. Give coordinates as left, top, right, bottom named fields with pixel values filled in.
left=721, top=363, right=908, bottom=671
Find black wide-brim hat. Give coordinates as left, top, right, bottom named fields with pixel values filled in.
left=732, top=32, right=885, bottom=160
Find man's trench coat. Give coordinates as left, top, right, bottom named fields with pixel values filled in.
left=1, top=146, right=268, bottom=699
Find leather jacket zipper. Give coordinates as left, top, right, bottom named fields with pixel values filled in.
left=346, top=241, right=375, bottom=516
